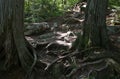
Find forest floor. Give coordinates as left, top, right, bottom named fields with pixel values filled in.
left=24, top=4, right=120, bottom=79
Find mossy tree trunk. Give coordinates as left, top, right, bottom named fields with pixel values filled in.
left=71, top=0, right=120, bottom=78
left=76, top=0, right=120, bottom=78
left=82, top=0, right=109, bottom=49
left=0, top=0, right=36, bottom=78
left=82, top=0, right=110, bottom=78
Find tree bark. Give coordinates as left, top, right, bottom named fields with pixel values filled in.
left=82, top=0, right=109, bottom=48
left=0, top=0, right=36, bottom=76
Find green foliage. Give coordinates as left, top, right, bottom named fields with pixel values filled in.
left=24, top=0, right=79, bottom=22
left=24, top=0, right=120, bottom=23
left=109, top=0, right=120, bottom=22
left=109, top=0, right=120, bottom=8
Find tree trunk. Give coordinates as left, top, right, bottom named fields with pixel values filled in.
left=82, top=0, right=109, bottom=48
left=71, top=0, right=120, bottom=78
left=0, top=0, right=36, bottom=78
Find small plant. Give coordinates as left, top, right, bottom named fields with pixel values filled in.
left=24, top=0, right=79, bottom=23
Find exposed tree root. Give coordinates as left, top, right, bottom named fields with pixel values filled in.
left=42, top=45, right=120, bottom=79
left=45, top=47, right=100, bottom=70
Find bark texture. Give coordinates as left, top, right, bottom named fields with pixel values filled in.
left=0, top=0, right=36, bottom=77
left=82, top=0, right=109, bottom=48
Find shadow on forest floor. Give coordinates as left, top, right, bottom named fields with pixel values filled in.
left=24, top=2, right=120, bottom=79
